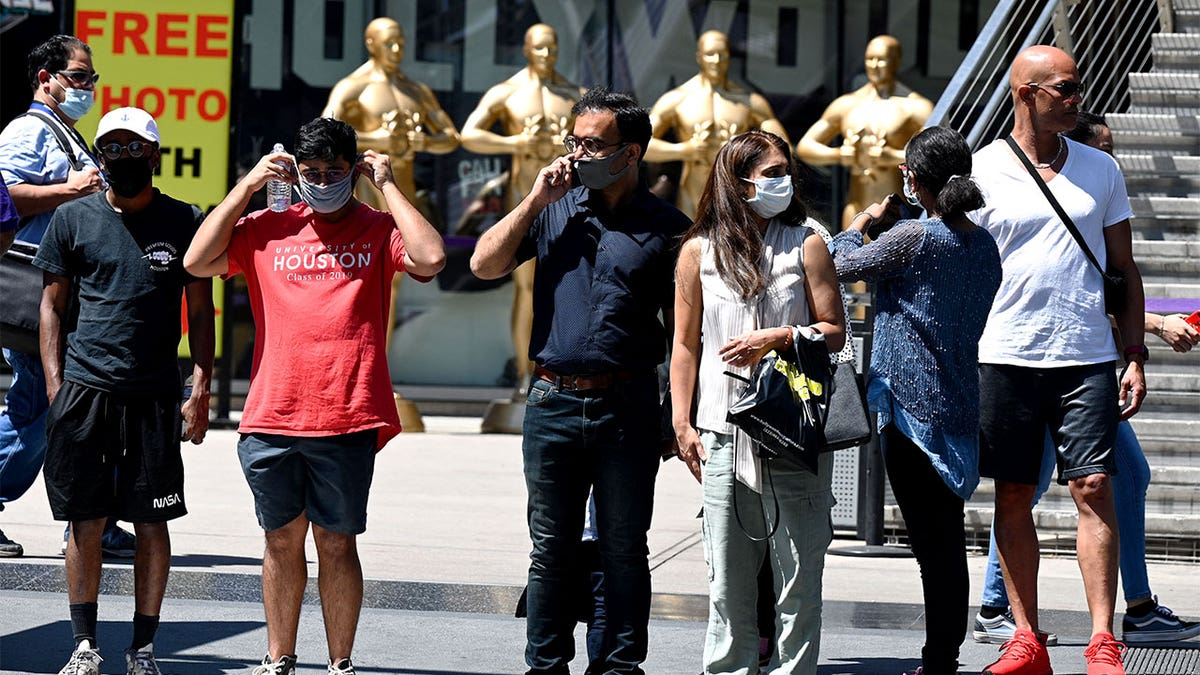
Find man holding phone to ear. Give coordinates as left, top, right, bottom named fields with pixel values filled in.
left=470, top=87, right=689, bottom=675
left=184, top=117, right=444, bottom=675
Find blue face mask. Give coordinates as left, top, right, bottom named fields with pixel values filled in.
left=51, top=77, right=95, bottom=120
left=296, top=172, right=355, bottom=214
left=742, top=175, right=793, bottom=219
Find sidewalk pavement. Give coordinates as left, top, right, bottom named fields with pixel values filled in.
left=2, top=419, right=1199, bottom=673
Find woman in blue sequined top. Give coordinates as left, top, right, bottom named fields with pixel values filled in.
left=829, top=125, right=1002, bottom=675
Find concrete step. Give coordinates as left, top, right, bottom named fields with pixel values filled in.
left=1123, top=175, right=1200, bottom=197
left=1151, top=32, right=1200, bottom=70
left=1135, top=256, right=1200, bottom=279
left=1145, top=369, right=1200, bottom=392
left=1179, top=8, right=1200, bottom=34
left=891, top=505, right=1200, bottom=537
left=1128, top=196, right=1200, bottom=239
left=1129, top=72, right=1200, bottom=91
left=1142, top=280, right=1200, bottom=298
left=1108, top=113, right=1200, bottom=134
left=1128, top=73, right=1200, bottom=108
left=1109, top=114, right=1200, bottom=152
left=1133, top=240, right=1200, bottom=257
left=1117, top=154, right=1200, bottom=177
left=1141, top=388, right=1200, bottom=414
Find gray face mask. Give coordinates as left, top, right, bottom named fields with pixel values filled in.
left=572, top=144, right=632, bottom=191
left=296, top=173, right=354, bottom=213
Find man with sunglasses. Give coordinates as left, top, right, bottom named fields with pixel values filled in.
left=0, top=35, right=142, bottom=562
left=970, top=45, right=1144, bottom=675
left=185, top=117, right=445, bottom=675
left=34, top=106, right=215, bottom=675
left=471, top=87, right=689, bottom=675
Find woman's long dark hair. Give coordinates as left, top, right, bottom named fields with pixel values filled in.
left=686, top=130, right=809, bottom=299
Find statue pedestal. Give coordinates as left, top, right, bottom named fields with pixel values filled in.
left=481, top=398, right=525, bottom=434
left=396, top=392, right=425, bottom=433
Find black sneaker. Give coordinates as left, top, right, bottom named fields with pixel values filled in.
left=0, top=528, right=23, bottom=557
left=1122, top=597, right=1200, bottom=644
left=328, top=658, right=357, bottom=675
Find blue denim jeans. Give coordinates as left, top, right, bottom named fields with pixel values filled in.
left=700, top=430, right=834, bottom=675
left=981, top=421, right=1153, bottom=607
left=0, top=348, right=49, bottom=505
left=522, top=373, right=661, bottom=675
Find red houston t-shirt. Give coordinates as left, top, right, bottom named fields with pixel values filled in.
left=226, top=201, right=424, bottom=448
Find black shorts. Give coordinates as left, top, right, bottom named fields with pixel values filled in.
left=979, top=362, right=1118, bottom=486
left=44, top=380, right=186, bottom=522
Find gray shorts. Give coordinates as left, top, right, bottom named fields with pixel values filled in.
left=979, top=362, right=1118, bottom=485
left=237, top=430, right=377, bottom=534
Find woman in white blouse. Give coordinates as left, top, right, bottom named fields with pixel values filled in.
left=670, top=130, right=845, bottom=675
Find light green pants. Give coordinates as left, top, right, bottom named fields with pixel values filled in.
left=700, top=430, right=835, bottom=675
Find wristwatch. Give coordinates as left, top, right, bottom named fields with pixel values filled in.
left=1123, top=344, right=1149, bottom=363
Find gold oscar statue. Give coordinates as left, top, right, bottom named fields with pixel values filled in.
left=796, top=35, right=932, bottom=230
left=323, top=17, right=462, bottom=432
left=645, top=30, right=790, bottom=218
left=461, top=24, right=584, bottom=431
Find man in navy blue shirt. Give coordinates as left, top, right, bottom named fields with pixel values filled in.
left=472, top=87, right=689, bottom=674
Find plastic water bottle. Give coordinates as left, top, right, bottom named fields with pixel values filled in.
left=266, top=142, right=291, bottom=212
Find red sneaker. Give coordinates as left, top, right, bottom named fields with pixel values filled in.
left=982, top=628, right=1053, bottom=675
left=1084, top=632, right=1126, bottom=675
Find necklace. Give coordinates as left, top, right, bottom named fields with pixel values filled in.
left=1031, top=135, right=1065, bottom=169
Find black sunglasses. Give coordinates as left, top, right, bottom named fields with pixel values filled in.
left=99, top=141, right=153, bottom=160
left=1028, top=79, right=1084, bottom=98
left=56, top=70, right=101, bottom=86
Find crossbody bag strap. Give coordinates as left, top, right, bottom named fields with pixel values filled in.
left=19, top=110, right=88, bottom=172
left=1004, top=135, right=1107, bottom=279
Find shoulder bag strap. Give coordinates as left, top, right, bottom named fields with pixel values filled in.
left=1003, top=135, right=1107, bottom=279
left=18, top=110, right=88, bottom=172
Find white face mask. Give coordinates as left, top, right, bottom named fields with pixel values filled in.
left=51, top=76, right=95, bottom=120
left=901, top=171, right=921, bottom=206
left=742, top=175, right=793, bottom=219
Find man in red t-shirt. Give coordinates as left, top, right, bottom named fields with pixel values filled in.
left=184, top=117, right=444, bottom=675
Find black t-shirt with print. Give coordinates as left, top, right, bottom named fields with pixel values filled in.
left=34, top=189, right=204, bottom=394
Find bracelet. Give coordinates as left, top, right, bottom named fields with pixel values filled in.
left=1157, top=314, right=1166, bottom=338
left=851, top=211, right=874, bottom=228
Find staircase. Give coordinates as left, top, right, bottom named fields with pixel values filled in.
left=886, top=0, right=1200, bottom=562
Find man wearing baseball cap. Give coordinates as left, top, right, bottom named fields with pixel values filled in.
left=34, top=106, right=214, bottom=675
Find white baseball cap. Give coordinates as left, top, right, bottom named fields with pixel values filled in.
left=94, top=107, right=160, bottom=144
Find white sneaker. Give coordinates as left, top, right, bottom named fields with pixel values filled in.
left=972, top=609, right=1059, bottom=646
left=125, top=643, right=161, bottom=675
left=252, top=654, right=297, bottom=675
left=57, top=640, right=102, bottom=675
left=328, top=658, right=357, bottom=675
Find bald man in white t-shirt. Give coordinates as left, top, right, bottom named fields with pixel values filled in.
left=970, top=46, right=1145, bottom=675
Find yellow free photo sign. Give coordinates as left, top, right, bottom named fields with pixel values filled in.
left=73, top=1, right=235, bottom=357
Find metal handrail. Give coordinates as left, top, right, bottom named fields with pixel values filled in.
left=929, top=0, right=1170, bottom=151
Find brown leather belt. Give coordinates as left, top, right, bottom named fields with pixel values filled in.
left=534, top=365, right=641, bottom=391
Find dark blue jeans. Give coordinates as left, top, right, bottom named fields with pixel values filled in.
left=522, top=373, right=661, bottom=675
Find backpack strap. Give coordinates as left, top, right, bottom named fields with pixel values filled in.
left=17, top=109, right=89, bottom=172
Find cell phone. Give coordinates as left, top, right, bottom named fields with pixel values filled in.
left=1185, top=310, right=1200, bottom=328
left=866, top=194, right=913, bottom=239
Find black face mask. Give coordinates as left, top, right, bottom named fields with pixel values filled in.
left=104, top=158, right=154, bottom=198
